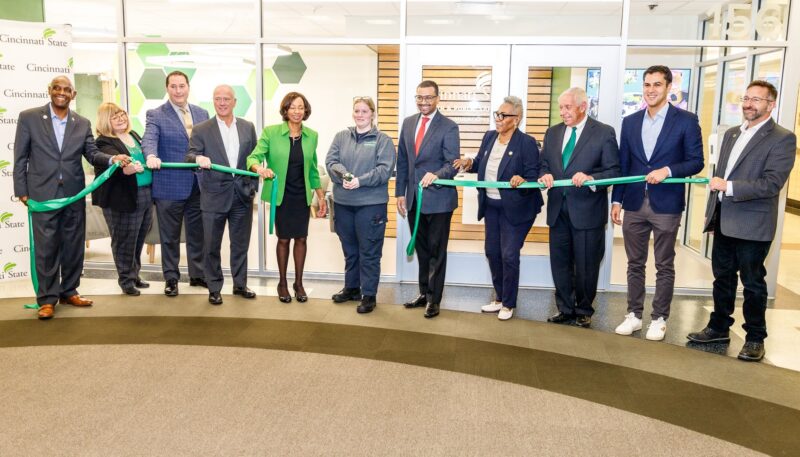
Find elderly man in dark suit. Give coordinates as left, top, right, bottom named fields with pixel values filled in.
left=688, top=80, right=796, bottom=362
left=186, top=85, right=258, bottom=305
left=396, top=80, right=460, bottom=319
left=143, top=70, right=210, bottom=297
left=13, top=75, right=130, bottom=320
left=538, top=87, right=620, bottom=328
left=611, top=65, right=704, bottom=342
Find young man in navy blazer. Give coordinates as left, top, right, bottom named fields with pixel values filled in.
left=610, top=65, right=704, bottom=341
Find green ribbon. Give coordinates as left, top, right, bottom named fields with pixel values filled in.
left=405, top=176, right=710, bottom=256
left=23, top=161, right=278, bottom=309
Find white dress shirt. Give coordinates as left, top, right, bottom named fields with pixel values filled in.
left=414, top=109, right=437, bottom=142
left=216, top=117, right=240, bottom=172
left=720, top=117, right=771, bottom=199
left=484, top=138, right=508, bottom=200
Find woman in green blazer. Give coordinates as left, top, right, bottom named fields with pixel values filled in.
left=247, top=92, right=327, bottom=303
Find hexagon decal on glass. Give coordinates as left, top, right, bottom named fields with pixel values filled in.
left=138, top=68, right=167, bottom=100
left=231, top=85, right=252, bottom=117
left=272, top=52, right=306, bottom=84
left=136, top=43, right=170, bottom=68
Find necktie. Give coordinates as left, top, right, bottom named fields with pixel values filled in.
left=180, top=107, right=193, bottom=137
left=562, top=126, right=577, bottom=169
left=415, top=116, right=429, bottom=156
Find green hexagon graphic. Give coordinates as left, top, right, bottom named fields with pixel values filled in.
left=272, top=52, right=306, bottom=84
left=131, top=117, right=144, bottom=134
left=264, top=69, right=279, bottom=100
left=136, top=43, right=170, bottom=68
left=199, top=101, right=214, bottom=116
left=164, top=52, right=197, bottom=81
left=128, top=85, right=145, bottom=117
left=138, top=68, right=167, bottom=100
left=231, top=85, right=252, bottom=117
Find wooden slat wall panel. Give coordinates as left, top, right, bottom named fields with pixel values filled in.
left=378, top=46, right=400, bottom=238
left=526, top=67, right=553, bottom=142
left=378, top=61, right=551, bottom=244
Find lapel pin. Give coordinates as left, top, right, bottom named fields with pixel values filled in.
left=43, top=115, right=48, bottom=119
left=508, top=151, right=513, bottom=156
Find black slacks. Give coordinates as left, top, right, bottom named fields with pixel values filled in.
left=408, top=203, right=452, bottom=305
left=31, top=187, right=84, bottom=305
left=202, top=196, right=253, bottom=294
left=549, top=203, right=605, bottom=316
left=709, top=206, right=772, bottom=342
left=154, top=182, right=204, bottom=281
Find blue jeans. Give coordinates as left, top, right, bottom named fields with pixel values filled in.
left=334, top=203, right=387, bottom=296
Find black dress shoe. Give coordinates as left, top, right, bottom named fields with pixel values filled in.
left=404, top=294, right=427, bottom=309
left=189, top=277, right=208, bottom=288
left=122, top=286, right=141, bottom=296
left=687, top=327, right=730, bottom=344
left=357, top=295, right=376, bottom=314
left=233, top=286, right=256, bottom=299
left=134, top=278, right=150, bottom=289
left=737, top=341, right=765, bottom=362
left=293, top=283, right=308, bottom=302
left=333, top=287, right=361, bottom=303
left=424, top=303, right=440, bottom=319
left=164, top=279, right=178, bottom=297
left=277, top=284, right=292, bottom=303
left=208, top=291, right=223, bottom=305
left=574, top=315, right=592, bottom=328
left=547, top=312, right=575, bottom=324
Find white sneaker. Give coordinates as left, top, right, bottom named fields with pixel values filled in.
left=481, top=301, right=502, bottom=313
left=498, top=307, right=514, bottom=321
left=614, top=312, right=642, bottom=335
left=646, top=317, right=667, bottom=341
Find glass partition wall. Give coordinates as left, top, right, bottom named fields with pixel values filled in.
left=41, top=0, right=793, bottom=296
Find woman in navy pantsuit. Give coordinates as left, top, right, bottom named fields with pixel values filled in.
left=454, top=96, right=543, bottom=320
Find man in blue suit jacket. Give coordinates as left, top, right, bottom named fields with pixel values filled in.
left=610, top=65, right=704, bottom=341
left=396, top=80, right=460, bottom=319
left=143, top=71, right=210, bottom=296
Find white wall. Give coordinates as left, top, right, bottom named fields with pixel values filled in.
left=263, top=45, right=379, bottom=166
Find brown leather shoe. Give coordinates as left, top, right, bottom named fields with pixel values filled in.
left=37, top=304, right=54, bottom=320
left=59, top=295, right=93, bottom=307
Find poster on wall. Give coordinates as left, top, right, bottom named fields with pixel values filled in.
left=0, top=20, right=73, bottom=282
left=621, top=68, right=691, bottom=117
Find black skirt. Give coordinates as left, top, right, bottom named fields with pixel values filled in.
left=275, top=192, right=310, bottom=239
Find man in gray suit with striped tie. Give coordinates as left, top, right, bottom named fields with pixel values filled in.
left=688, top=80, right=796, bottom=362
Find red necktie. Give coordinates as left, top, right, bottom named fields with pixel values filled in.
left=415, top=116, right=429, bottom=156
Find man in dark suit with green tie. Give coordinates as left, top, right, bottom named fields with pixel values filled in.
left=538, top=87, right=620, bottom=328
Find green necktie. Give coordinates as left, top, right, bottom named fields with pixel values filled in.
left=562, top=126, right=577, bottom=169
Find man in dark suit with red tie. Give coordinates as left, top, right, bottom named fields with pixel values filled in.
left=395, top=80, right=460, bottom=319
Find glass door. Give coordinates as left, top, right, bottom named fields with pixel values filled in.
left=509, top=45, right=621, bottom=288
left=399, top=44, right=511, bottom=285
left=399, top=44, right=620, bottom=288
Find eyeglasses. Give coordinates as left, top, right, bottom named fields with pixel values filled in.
left=494, top=111, right=518, bottom=121
left=740, top=96, right=774, bottom=104
left=213, top=97, right=233, bottom=103
left=414, top=95, right=438, bottom=102
left=111, top=112, right=128, bottom=121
